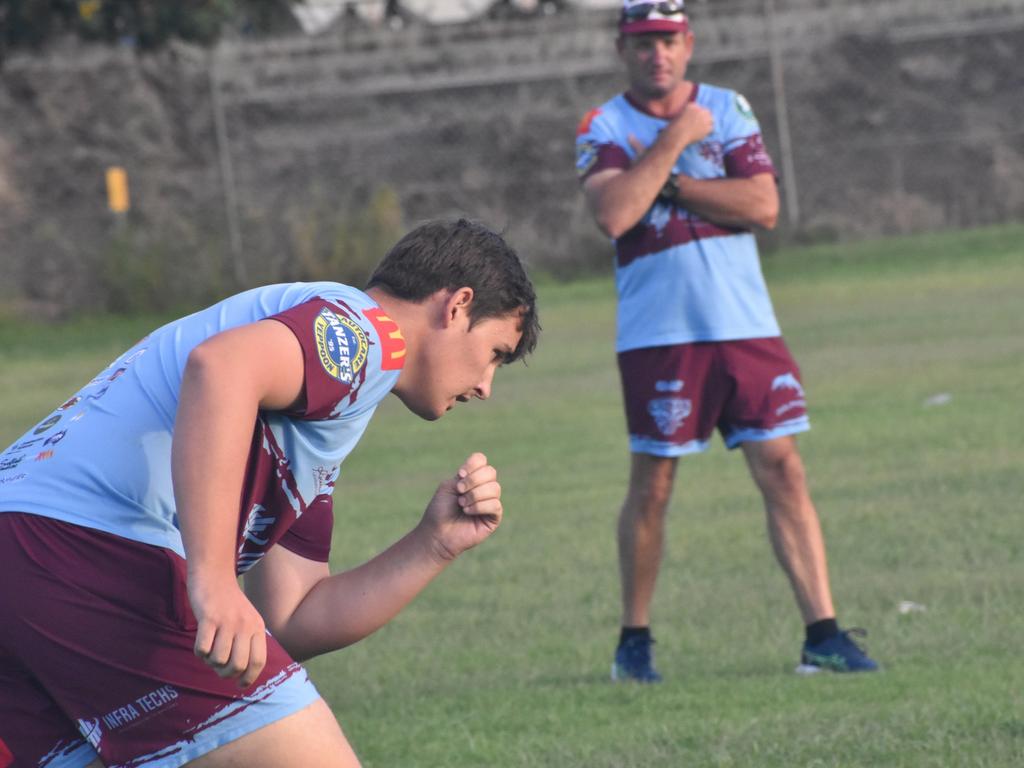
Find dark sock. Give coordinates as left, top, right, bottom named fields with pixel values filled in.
left=619, top=626, right=651, bottom=647
left=805, top=618, right=840, bottom=646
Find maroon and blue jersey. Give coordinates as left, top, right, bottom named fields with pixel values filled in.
left=576, top=83, right=782, bottom=352
left=0, top=282, right=407, bottom=571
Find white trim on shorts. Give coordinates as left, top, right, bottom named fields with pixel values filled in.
left=629, top=435, right=711, bottom=457
left=723, top=416, right=811, bottom=450
left=38, top=739, right=96, bottom=768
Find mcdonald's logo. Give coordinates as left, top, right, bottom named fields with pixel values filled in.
left=363, top=307, right=406, bottom=371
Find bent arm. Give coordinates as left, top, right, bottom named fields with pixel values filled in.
left=583, top=107, right=709, bottom=240
left=668, top=171, right=779, bottom=230
left=246, top=453, right=503, bottom=661
left=584, top=162, right=674, bottom=241
left=245, top=530, right=448, bottom=661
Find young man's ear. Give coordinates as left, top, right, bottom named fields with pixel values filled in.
left=443, top=287, right=475, bottom=327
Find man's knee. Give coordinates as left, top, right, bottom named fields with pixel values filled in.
left=626, top=456, right=677, bottom=514
left=748, top=442, right=808, bottom=501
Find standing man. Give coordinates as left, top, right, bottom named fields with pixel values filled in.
left=575, top=0, right=878, bottom=682
left=0, top=219, right=540, bottom=767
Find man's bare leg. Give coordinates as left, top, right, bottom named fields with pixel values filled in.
left=741, top=435, right=835, bottom=623
left=83, top=698, right=360, bottom=768
left=618, top=453, right=679, bottom=627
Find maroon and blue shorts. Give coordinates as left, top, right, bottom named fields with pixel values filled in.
left=0, top=513, right=320, bottom=768
left=617, top=337, right=811, bottom=457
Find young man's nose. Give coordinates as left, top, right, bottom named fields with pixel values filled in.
left=474, top=369, right=495, bottom=400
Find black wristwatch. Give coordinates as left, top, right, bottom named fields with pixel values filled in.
left=659, top=173, right=680, bottom=202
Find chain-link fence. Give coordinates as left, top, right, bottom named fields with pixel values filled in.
left=2, top=0, right=1023, bottom=315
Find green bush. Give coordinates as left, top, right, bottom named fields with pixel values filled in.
left=289, top=185, right=405, bottom=288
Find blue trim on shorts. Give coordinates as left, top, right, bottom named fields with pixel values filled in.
left=38, top=739, right=97, bottom=768
left=110, top=666, right=321, bottom=768
left=723, top=416, right=811, bottom=450
left=630, top=435, right=710, bottom=457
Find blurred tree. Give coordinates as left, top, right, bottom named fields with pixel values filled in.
left=1, top=0, right=300, bottom=61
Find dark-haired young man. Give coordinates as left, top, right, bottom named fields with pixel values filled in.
left=0, top=219, right=540, bottom=768
left=575, top=0, right=878, bottom=682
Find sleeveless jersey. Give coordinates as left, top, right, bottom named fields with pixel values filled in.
left=0, top=282, right=407, bottom=574
left=576, top=83, right=782, bottom=352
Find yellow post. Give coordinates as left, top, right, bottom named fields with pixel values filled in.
left=106, top=166, right=130, bottom=213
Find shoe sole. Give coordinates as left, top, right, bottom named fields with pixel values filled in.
left=795, top=662, right=880, bottom=674
left=611, top=662, right=661, bottom=683
left=794, top=663, right=823, bottom=675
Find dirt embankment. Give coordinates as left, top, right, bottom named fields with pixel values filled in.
left=2, top=4, right=1023, bottom=315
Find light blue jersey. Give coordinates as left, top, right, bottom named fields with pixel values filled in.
left=576, top=83, right=781, bottom=352
left=0, top=283, right=406, bottom=565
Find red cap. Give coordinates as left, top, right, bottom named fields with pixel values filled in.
left=619, top=1, right=689, bottom=36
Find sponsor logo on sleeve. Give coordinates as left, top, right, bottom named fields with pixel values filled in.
left=313, top=308, right=368, bottom=384
left=735, top=93, right=755, bottom=120
left=363, top=307, right=406, bottom=371
left=576, top=141, right=599, bottom=177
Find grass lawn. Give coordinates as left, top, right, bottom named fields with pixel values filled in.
left=2, top=224, right=1023, bottom=766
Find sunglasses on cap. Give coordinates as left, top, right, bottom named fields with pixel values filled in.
left=620, top=1, right=686, bottom=21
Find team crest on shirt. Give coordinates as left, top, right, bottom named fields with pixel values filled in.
left=314, top=308, right=368, bottom=384
left=648, top=397, right=692, bottom=436
left=699, top=140, right=724, bottom=167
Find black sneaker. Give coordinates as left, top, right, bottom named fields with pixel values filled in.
left=796, top=628, right=880, bottom=674
left=611, top=633, right=663, bottom=683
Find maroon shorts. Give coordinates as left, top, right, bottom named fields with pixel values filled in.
left=617, top=337, right=811, bottom=457
left=0, top=513, right=320, bottom=768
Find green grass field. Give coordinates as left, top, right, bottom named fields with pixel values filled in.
left=2, top=224, right=1023, bottom=766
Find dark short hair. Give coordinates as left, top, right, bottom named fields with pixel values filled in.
left=366, top=218, right=540, bottom=362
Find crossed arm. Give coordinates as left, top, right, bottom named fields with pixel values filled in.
left=172, top=319, right=502, bottom=686
left=582, top=102, right=779, bottom=239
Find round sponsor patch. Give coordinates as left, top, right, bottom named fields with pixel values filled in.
left=314, top=308, right=368, bottom=384
left=735, top=93, right=754, bottom=120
